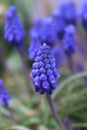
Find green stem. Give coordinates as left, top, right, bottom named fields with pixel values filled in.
left=0, top=43, right=19, bottom=88
left=4, top=100, right=16, bottom=124
left=7, top=105, right=16, bottom=124
left=17, top=47, right=33, bottom=93
left=67, top=56, right=74, bottom=74
left=46, top=93, right=66, bottom=130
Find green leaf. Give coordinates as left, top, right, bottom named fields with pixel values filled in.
left=7, top=53, right=22, bottom=72
left=73, top=123, right=87, bottom=128
left=53, top=71, right=87, bottom=99
left=11, top=125, right=32, bottom=130
left=38, top=125, right=50, bottom=130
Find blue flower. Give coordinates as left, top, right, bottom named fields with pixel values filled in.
left=28, top=28, right=41, bottom=60
left=81, top=1, right=87, bottom=30
left=63, top=117, right=73, bottom=130
left=60, top=2, right=77, bottom=25
left=28, top=18, right=43, bottom=60
left=32, top=17, right=43, bottom=32
left=39, top=17, right=56, bottom=46
left=63, top=25, right=76, bottom=57
left=52, top=10, right=66, bottom=40
left=65, top=25, right=76, bottom=36
left=4, top=6, right=25, bottom=47
left=62, top=34, right=76, bottom=57
left=0, top=79, right=11, bottom=106
left=52, top=45, right=63, bottom=67
left=30, top=43, right=60, bottom=94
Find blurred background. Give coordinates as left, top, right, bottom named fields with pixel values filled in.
left=0, top=0, right=87, bottom=130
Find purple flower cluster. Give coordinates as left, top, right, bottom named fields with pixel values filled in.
left=28, top=18, right=43, bottom=60
left=65, top=25, right=76, bottom=36
left=52, top=45, right=63, bottom=67
left=63, top=117, right=73, bottom=130
left=60, top=2, right=77, bottom=25
left=30, top=43, right=60, bottom=94
left=39, top=17, right=55, bottom=46
left=52, top=10, right=66, bottom=40
left=28, top=17, right=56, bottom=61
left=81, top=1, right=87, bottom=30
left=32, top=17, right=42, bottom=32
left=62, top=25, right=76, bottom=57
left=0, top=79, right=11, bottom=106
left=4, top=6, right=25, bottom=46
left=28, top=28, right=41, bottom=60
left=62, top=34, right=76, bottom=57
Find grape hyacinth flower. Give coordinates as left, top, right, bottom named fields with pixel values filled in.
left=0, top=79, right=11, bottom=106
left=28, top=29, right=41, bottom=60
left=81, top=1, right=87, bottom=30
left=65, top=25, right=76, bottom=36
left=62, top=33, right=76, bottom=73
left=4, top=6, right=25, bottom=47
left=30, top=43, right=66, bottom=130
left=39, top=17, right=56, bottom=46
left=52, top=45, right=63, bottom=67
left=30, top=43, right=60, bottom=94
left=32, top=17, right=43, bottom=32
left=52, top=10, right=66, bottom=40
left=60, top=2, right=77, bottom=25
left=63, top=117, right=73, bottom=130
left=62, top=34, right=76, bottom=58
left=4, top=6, right=31, bottom=92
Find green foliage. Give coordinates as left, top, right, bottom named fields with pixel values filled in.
left=11, top=125, right=32, bottom=130
left=1, top=70, right=87, bottom=130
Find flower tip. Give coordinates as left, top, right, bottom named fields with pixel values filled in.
left=43, top=43, right=47, bottom=45
left=9, top=5, right=17, bottom=12
left=65, top=24, right=76, bottom=34
left=52, top=9, right=61, bottom=17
